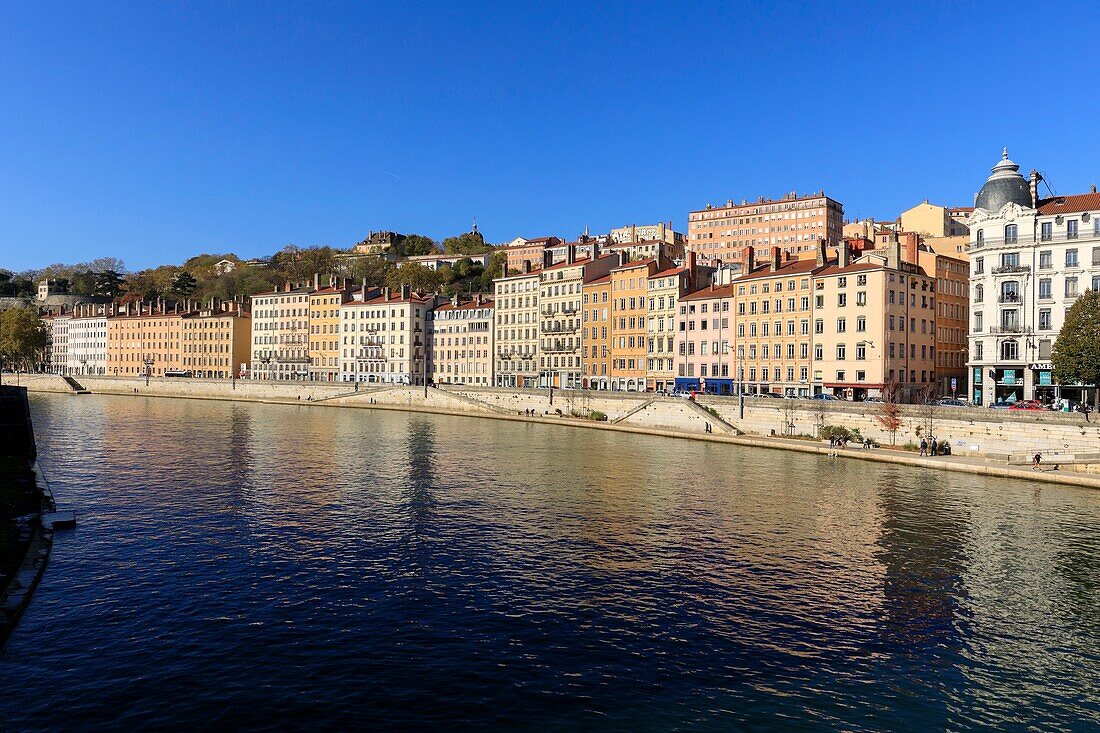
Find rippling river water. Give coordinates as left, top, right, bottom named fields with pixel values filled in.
left=1, top=394, right=1099, bottom=730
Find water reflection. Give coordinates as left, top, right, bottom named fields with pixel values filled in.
left=0, top=393, right=1096, bottom=731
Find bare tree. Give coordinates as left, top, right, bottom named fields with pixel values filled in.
left=876, top=378, right=904, bottom=446
left=916, top=383, right=939, bottom=442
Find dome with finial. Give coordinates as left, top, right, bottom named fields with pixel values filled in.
left=974, top=147, right=1032, bottom=212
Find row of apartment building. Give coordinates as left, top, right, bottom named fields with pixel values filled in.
left=44, top=300, right=251, bottom=378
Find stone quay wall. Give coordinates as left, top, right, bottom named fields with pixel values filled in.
left=16, top=373, right=1100, bottom=465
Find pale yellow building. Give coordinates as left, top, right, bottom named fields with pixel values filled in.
left=181, top=303, right=251, bottom=379
left=309, top=280, right=360, bottom=382
left=494, top=267, right=541, bottom=387
left=429, top=294, right=494, bottom=386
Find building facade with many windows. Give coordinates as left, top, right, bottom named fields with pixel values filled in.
left=967, top=150, right=1100, bottom=405
left=339, top=287, right=436, bottom=385
left=429, top=294, right=494, bottom=386
left=250, top=284, right=315, bottom=380
left=493, top=268, right=541, bottom=387
left=687, top=191, right=843, bottom=268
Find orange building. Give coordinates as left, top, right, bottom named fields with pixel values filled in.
left=309, top=279, right=361, bottom=382
left=688, top=191, right=843, bottom=269
left=608, top=259, right=658, bottom=390
left=581, top=275, right=612, bottom=388
left=107, top=303, right=184, bottom=377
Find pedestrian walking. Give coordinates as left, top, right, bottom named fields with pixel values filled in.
left=919, top=438, right=928, bottom=456
left=1032, top=452, right=1043, bottom=470
left=930, top=438, right=938, bottom=456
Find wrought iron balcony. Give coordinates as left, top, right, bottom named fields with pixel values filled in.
left=991, top=265, right=1030, bottom=275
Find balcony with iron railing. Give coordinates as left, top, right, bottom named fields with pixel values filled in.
left=989, top=324, right=1032, bottom=335
left=969, top=229, right=1100, bottom=252
left=997, top=294, right=1022, bottom=304
left=991, top=264, right=1031, bottom=276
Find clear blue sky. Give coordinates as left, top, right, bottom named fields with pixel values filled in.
left=3, top=1, right=1100, bottom=272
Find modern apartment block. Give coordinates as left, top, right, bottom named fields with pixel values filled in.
left=339, top=286, right=436, bottom=385
left=181, top=302, right=251, bottom=379
left=538, top=247, right=617, bottom=388
left=494, top=266, right=541, bottom=387
left=250, top=283, right=315, bottom=380
left=967, top=150, right=1100, bottom=406
left=687, top=191, right=844, bottom=268
left=429, top=294, right=494, bottom=386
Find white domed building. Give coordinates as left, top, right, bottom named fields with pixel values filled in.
left=967, top=149, right=1100, bottom=406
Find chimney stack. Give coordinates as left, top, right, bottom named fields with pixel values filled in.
left=543, top=248, right=553, bottom=268
left=591, top=240, right=600, bottom=261
left=384, top=286, right=391, bottom=300
left=1029, top=169, right=1042, bottom=209
left=745, top=245, right=756, bottom=270
left=887, top=236, right=901, bottom=270
left=523, top=260, right=531, bottom=275
left=401, top=284, right=410, bottom=300
left=566, top=243, right=576, bottom=265
left=770, top=246, right=781, bottom=272
left=313, top=272, right=320, bottom=290
left=815, top=239, right=827, bottom=267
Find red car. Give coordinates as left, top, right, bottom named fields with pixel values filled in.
left=1009, top=400, right=1050, bottom=411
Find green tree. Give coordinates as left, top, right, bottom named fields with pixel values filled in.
left=94, top=270, right=125, bottom=298
left=0, top=307, right=47, bottom=371
left=441, top=232, right=492, bottom=255
left=395, top=234, right=438, bottom=257
left=345, top=256, right=392, bottom=289
left=1053, top=289, right=1100, bottom=410
left=171, top=270, right=197, bottom=297
left=385, top=263, right=445, bottom=294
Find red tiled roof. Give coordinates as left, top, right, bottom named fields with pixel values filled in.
left=736, top=258, right=826, bottom=281
left=542, top=253, right=616, bottom=272
left=435, top=298, right=494, bottom=311
left=814, top=261, right=882, bottom=276
left=649, top=266, right=687, bottom=279
left=1037, top=193, right=1100, bottom=216
left=680, top=283, right=736, bottom=301
left=611, top=257, right=656, bottom=272
left=586, top=275, right=612, bottom=285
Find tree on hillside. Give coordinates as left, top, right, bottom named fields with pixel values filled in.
left=171, top=270, right=197, bottom=297
left=876, top=377, right=903, bottom=446
left=442, top=231, right=492, bottom=255
left=94, top=270, right=126, bottom=298
left=395, top=234, right=438, bottom=257
left=1053, top=289, right=1100, bottom=411
left=344, top=256, right=392, bottom=289
left=385, top=263, right=445, bottom=294
left=0, top=307, right=47, bottom=372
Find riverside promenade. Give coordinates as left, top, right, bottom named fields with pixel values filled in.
left=17, top=373, right=1100, bottom=490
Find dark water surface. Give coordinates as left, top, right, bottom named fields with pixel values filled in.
left=1, top=394, right=1099, bottom=731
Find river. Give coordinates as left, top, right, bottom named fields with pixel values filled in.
left=1, top=393, right=1098, bottom=730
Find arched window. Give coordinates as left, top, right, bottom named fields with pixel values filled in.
left=1004, top=224, right=1018, bottom=243
left=974, top=284, right=984, bottom=302
left=976, top=230, right=985, bottom=246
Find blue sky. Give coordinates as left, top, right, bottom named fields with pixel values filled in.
left=3, top=1, right=1100, bottom=272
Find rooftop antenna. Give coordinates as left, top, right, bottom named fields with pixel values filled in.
left=1039, top=173, right=1057, bottom=197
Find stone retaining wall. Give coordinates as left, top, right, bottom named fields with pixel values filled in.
left=16, top=374, right=1100, bottom=460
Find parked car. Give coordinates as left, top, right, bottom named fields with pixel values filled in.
left=1009, top=400, right=1050, bottom=411
left=988, top=401, right=1015, bottom=409
left=862, top=396, right=885, bottom=403
left=811, top=393, right=840, bottom=401
left=937, top=398, right=969, bottom=407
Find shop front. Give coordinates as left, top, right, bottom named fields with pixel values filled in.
left=700, top=378, right=735, bottom=395
left=674, top=377, right=700, bottom=393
